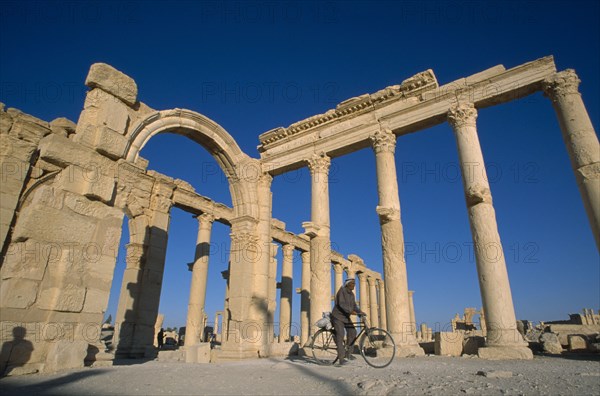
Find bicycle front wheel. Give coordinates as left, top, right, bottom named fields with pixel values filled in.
left=311, top=328, right=337, bottom=365
left=359, top=327, right=396, bottom=368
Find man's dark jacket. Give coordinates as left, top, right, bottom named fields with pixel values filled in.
left=332, top=286, right=360, bottom=321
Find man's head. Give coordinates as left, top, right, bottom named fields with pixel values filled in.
left=344, top=278, right=355, bottom=290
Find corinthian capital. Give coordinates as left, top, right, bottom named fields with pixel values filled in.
left=307, top=152, right=331, bottom=175
left=542, top=69, right=581, bottom=102
left=447, top=102, right=478, bottom=129
left=370, top=128, right=396, bottom=154
left=197, top=212, right=216, bottom=224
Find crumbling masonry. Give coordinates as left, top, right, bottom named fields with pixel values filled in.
left=0, top=56, right=598, bottom=374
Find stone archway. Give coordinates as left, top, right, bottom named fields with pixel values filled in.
left=124, top=108, right=257, bottom=219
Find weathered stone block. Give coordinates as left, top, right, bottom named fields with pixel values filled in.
left=9, top=117, right=51, bottom=145
left=540, top=332, right=563, bottom=354
left=38, top=133, right=114, bottom=173
left=85, top=255, right=119, bottom=290
left=44, top=340, right=88, bottom=373
left=0, top=190, right=20, bottom=212
left=49, top=117, right=76, bottom=136
left=0, top=278, right=39, bottom=308
left=1, top=239, right=51, bottom=281
left=185, top=343, right=211, bottom=363
left=0, top=134, right=37, bottom=161
left=463, top=336, right=485, bottom=355
left=0, top=108, right=13, bottom=134
left=82, top=288, right=109, bottom=314
left=478, top=346, right=533, bottom=360
left=434, top=332, right=463, bottom=356
left=56, top=165, right=115, bottom=204
left=29, top=185, right=64, bottom=210
left=37, top=283, right=86, bottom=312
left=95, top=126, right=128, bottom=159
left=63, top=191, right=118, bottom=219
left=85, top=63, right=137, bottom=106
left=12, top=203, right=97, bottom=243
left=568, top=335, right=588, bottom=351
left=0, top=157, right=29, bottom=184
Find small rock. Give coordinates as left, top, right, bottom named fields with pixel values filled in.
left=477, top=370, right=513, bottom=378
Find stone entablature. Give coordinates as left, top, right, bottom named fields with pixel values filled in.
left=258, top=57, right=556, bottom=175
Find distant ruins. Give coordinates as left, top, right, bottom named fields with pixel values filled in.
left=0, top=56, right=598, bottom=375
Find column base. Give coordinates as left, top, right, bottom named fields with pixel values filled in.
left=396, top=344, right=425, bottom=357
left=478, top=345, right=533, bottom=360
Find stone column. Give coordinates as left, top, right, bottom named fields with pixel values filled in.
left=448, top=102, right=532, bottom=360
left=543, top=70, right=600, bottom=249
left=368, top=276, right=380, bottom=328
left=304, top=152, right=332, bottom=333
left=357, top=272, right=369, bottom=316
left=113, top=242, right=145, bottom=354
left=279, top=244, right=294, bottom=342
left=300, top=251, right=311, bottom=346
left=377, top=279, right=387, bottom=330
left=221, top=269, right=230, bottom=342
left=268, top=243, right=279, bottom=342
left=185, top=213, right=215, bottom=346
left=333, top=263, right=344, bottom=296
left=370, top=128, right=423, bottom=355
left=255, top=173, right=273, bottom=351
left=408, top=291, right=416, bottom=335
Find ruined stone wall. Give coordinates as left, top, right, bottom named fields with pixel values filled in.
left=0, top=62, right=269, bottom=375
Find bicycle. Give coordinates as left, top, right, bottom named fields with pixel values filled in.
left=310, top=314, right=396, bottom=368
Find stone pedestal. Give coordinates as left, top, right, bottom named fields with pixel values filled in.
left=543, top=70, right=600, bottom=250
left=185, top=213, right=214, bottom=346
left=448, top=103, right=532, bottom=360
left=370, top=128, right=423, bottom=356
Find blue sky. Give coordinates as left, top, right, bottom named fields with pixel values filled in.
left=1, top=1, right=598, bottom=331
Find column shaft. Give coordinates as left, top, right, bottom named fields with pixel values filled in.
left=358, top=273, right=369, bottom=315
left=448, top=102, right=532, bottom=360
left=370, top=129, right=422, bottom=355
left=185, top=213, right=214, bottom=346
left=368, top=277, right=380, bottom=328
left=377, top=280, right=387, bottom=330
left=306, top=153, right=332, bottom=334
left=256, top=173, right=274, bottom=351
left=268, top=243, right=279, bottom=341
left=543, top=70, right=600, bottom=249
left=279, top=244, right=294, bottom=342
left=300, top=251, right=311, bottom=346
left=333, top=263, right=344, bottom=296
left=408, top=291, right=416, bottom=335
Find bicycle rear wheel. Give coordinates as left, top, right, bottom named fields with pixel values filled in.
left=311, top=328, right=337, bottom=365
left=359, top=327, right=396, bottom=368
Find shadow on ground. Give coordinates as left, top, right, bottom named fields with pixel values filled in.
left=0, top=369, right=108, bottom=396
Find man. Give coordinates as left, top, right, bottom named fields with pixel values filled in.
left=331, top=278, right=366, bottom=366
left=157, top=328, right=164, bottom=349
